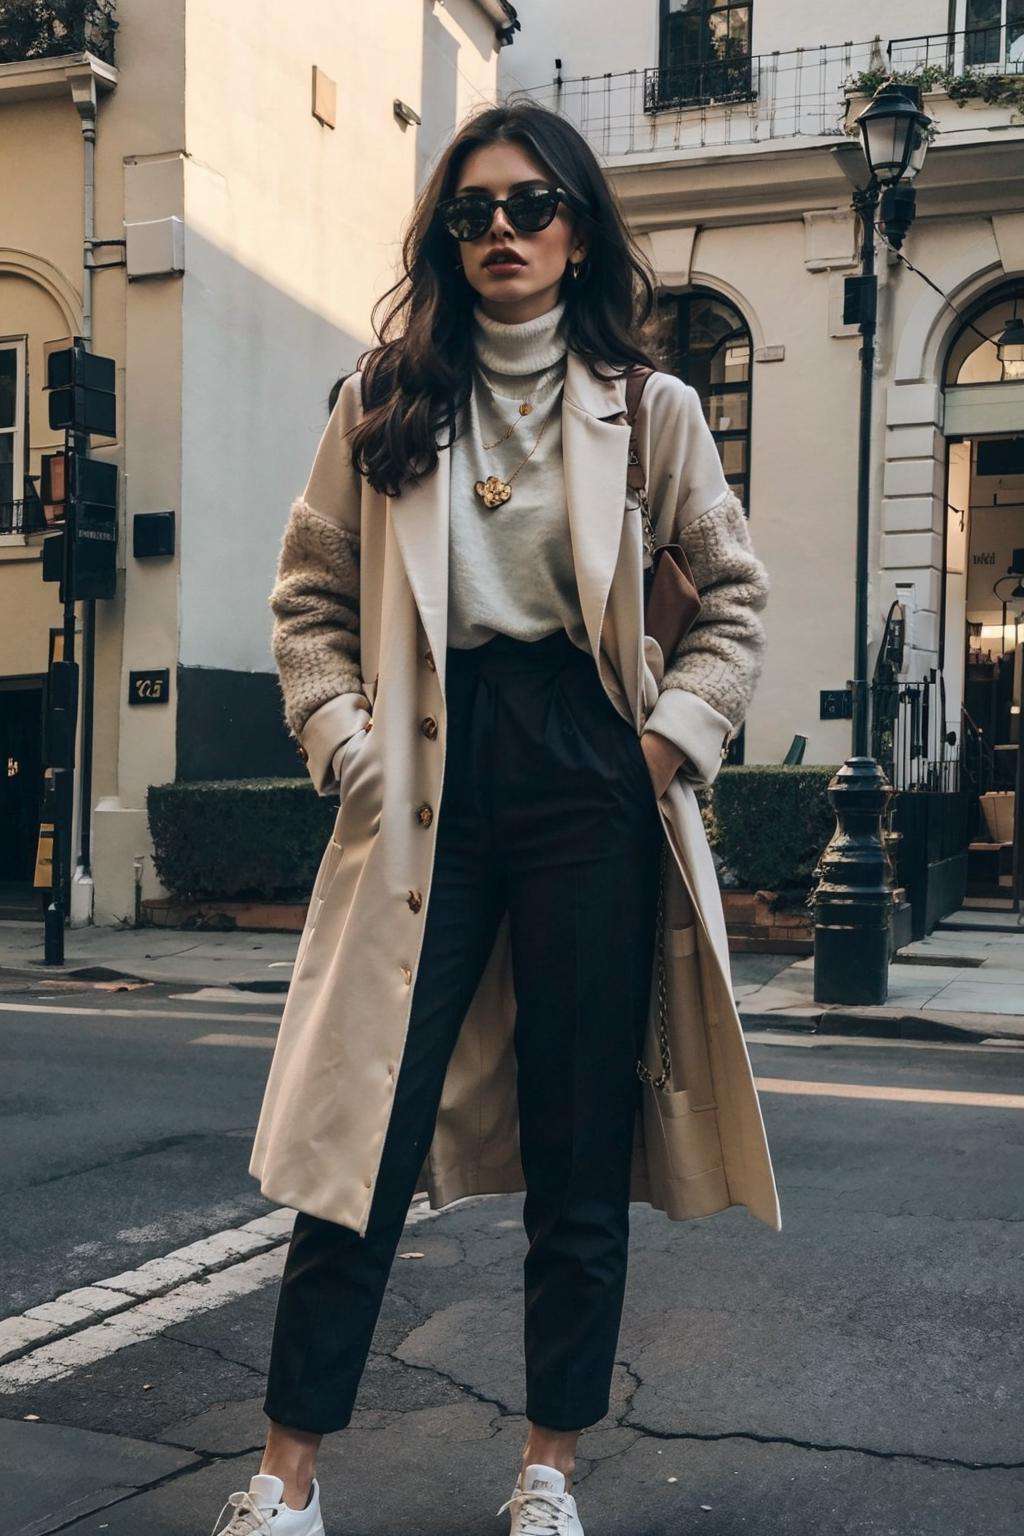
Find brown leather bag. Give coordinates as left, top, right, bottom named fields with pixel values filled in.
left=624, top=365, right=702, bottom=662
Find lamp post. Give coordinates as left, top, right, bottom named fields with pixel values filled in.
left=813, top=83, right=933, bottom=1005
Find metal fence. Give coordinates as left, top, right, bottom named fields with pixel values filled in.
left=888, top=26, right=1024, bottom=75
left=508, top=39, right=880, bottom=159
left=508, top=28, right=1022, bottom=160
left=0, top=500, right=45, bottom=537
left=870, top=673, right=962, bottom=794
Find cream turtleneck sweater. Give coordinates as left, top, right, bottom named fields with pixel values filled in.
left=447, top=297, right=590, bottom=654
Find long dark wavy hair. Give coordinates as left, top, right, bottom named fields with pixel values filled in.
left=346, top=101, right=660, bottom=497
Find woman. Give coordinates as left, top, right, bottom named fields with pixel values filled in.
left=214, top=102, right=778, bottom=1536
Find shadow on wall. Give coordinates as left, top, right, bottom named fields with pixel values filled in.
left=173, top=220, right=372, bottom=784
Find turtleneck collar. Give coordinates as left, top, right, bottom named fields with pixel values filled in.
left=472, top=298, right=568, bottom=377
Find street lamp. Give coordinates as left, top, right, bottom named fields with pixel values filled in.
left=857, top=81, right=931, bottom=186
left=996, top=311, right=1024, bottom=380
left=813, top=83, right=934, bottom=1005
left=994, top=571, right=1024, bottom=654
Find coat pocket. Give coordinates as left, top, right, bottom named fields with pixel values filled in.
left=336, top=723, right=384, bottom=833
left=642, top=1082, right=724, bottom=1185
left=664, top=920, right=715, bottom=1111
left=295, top=832, right=345, bottom=974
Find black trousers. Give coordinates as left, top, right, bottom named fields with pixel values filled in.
left=263, top=628, right=664, bottom=1434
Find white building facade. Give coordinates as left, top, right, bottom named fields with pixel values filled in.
left=505, top=1, right=1024, bottom=890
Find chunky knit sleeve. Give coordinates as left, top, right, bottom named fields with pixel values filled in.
left=637, top=374, right=770, bottom=788
left=269, top=372, right=371, bottom=795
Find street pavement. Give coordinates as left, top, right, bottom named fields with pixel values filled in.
left=1, top=970, right=1022, bottom=1535
left=736, top=908, right=1024, bottom=1041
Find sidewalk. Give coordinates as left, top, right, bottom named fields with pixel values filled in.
left=736, top=905, right=1024, bottom=1042
left=0, top=920, right=299, bottom=990
left=1, top=903, right=1021, bottom=1039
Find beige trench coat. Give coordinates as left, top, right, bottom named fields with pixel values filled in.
left=250, top=349, right=781, bottom=1237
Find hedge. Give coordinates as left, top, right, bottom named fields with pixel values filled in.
left=148, top=764, right=842, bottom=903
left=703, top=764, right=841, bottom=892
left=147, top=777, right=339, bottom=903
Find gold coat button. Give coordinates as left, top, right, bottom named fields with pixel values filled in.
left=415, top=803, right=433, bottom=827
left=407, top=889, right=422, bottom=912
left=400, top=963, right=412, bottom=985
left=365, top=718, right=374, bottom=733
left=424, top=649, right=436, bottom=671
left=296, top=743, right=309, bottom=762
left=420, top=716, right=438, bottom=740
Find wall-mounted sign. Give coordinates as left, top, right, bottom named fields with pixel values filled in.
left=820, top=688, right=853, bottom=721
left=129, top=669, right=170, bottom=705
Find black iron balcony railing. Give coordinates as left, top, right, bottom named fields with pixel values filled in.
left=888, top=26, right=1024, bottom=76
left=0, top=499, right=48, bottom=535
left=644, top=56, right=755, bottom=113
left=0, top=0, right=117, bottom=68
left=509, top=27, right=1024, bottom=159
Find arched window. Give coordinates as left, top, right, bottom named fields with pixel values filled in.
left=642, top=287, right=753, bottom=507
left=943, top=281, right=1024, bottom=386
left=641, top=289, right=754, bottom=765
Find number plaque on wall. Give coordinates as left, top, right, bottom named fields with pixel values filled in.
left=129, top=669, right=170, bottom=705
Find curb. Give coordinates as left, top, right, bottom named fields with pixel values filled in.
left=0, top=963, right=292, bottom=991
left=740, top=1006, right=1024, bottom=1044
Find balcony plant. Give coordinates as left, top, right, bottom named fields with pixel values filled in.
left=0, top=0, right=117, bottom=67
left=842, top=57, right=1024, bottom=129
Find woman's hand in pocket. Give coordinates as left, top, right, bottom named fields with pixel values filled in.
left=331, top=724, right=370, bottom=795
left=640, top=729, right=689, bottom=799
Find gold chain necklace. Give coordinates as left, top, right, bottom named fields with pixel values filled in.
left=478, top=383, right=535, bottom=451
left=475, top=393, right=561, bottom=513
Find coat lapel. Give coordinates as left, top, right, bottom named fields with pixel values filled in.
left=387, top=425, right=452, bottom=694
left=387, top=346, right=632, bottom=698
left=562, top=350, right=633, bottom=665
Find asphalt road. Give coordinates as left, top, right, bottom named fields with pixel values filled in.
left=1, top=976, right=1022, bottom=1535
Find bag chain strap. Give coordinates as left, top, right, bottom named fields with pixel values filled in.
left=627, top=431, right=658, bottom=566
left=636, top=841, right=672, bottom=1090
left=625, top=379, right=672, bottom=1092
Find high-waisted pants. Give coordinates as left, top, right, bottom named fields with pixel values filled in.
left=263, top=627, right=664, bottom=1434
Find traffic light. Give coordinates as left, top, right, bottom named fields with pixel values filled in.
left=40, top=449, right=68, bottom=526
left=68, top=456, right=118, bottom=600
left=40, top=340, right=119, bottom=600
left=45, top=341, right=115, bottom=436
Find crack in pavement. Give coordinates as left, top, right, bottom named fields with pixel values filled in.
left=384, top=1346, right=515, bottom=1419
left=35, top=1439, right=266, bottom=1536
left=614, top=1415, right=1024, bottom=1474
left=28, top=1129, right=256, bottom=1189
left=161, top=1329, right=268, bottom=1380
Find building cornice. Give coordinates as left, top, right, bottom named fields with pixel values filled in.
left=0, top=50, right=117, bottom=106
left=607, top=133, right=1024, bottom=231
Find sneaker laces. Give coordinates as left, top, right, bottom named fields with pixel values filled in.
left=496, top=1487, right=571, bottom=1536
left=210, top=1488, right=278, bottom=1536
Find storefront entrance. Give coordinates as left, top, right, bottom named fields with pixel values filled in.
left=941, top=283, right=1024, bottom=905
left=0, top=679, right=45, bottom=916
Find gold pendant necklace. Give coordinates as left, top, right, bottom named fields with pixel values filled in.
left=474, top=394, right=559, bottom=508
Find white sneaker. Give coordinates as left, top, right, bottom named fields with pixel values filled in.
left=497, top=1463, right=584, bottom=1536
left=210, top=1472, right=325, bottom=1536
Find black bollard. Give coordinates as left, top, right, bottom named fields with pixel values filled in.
left=813, top=756, right=894, bottom=1005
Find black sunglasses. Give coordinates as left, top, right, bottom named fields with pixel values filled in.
left=436, top=185, right=579, bottom=242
